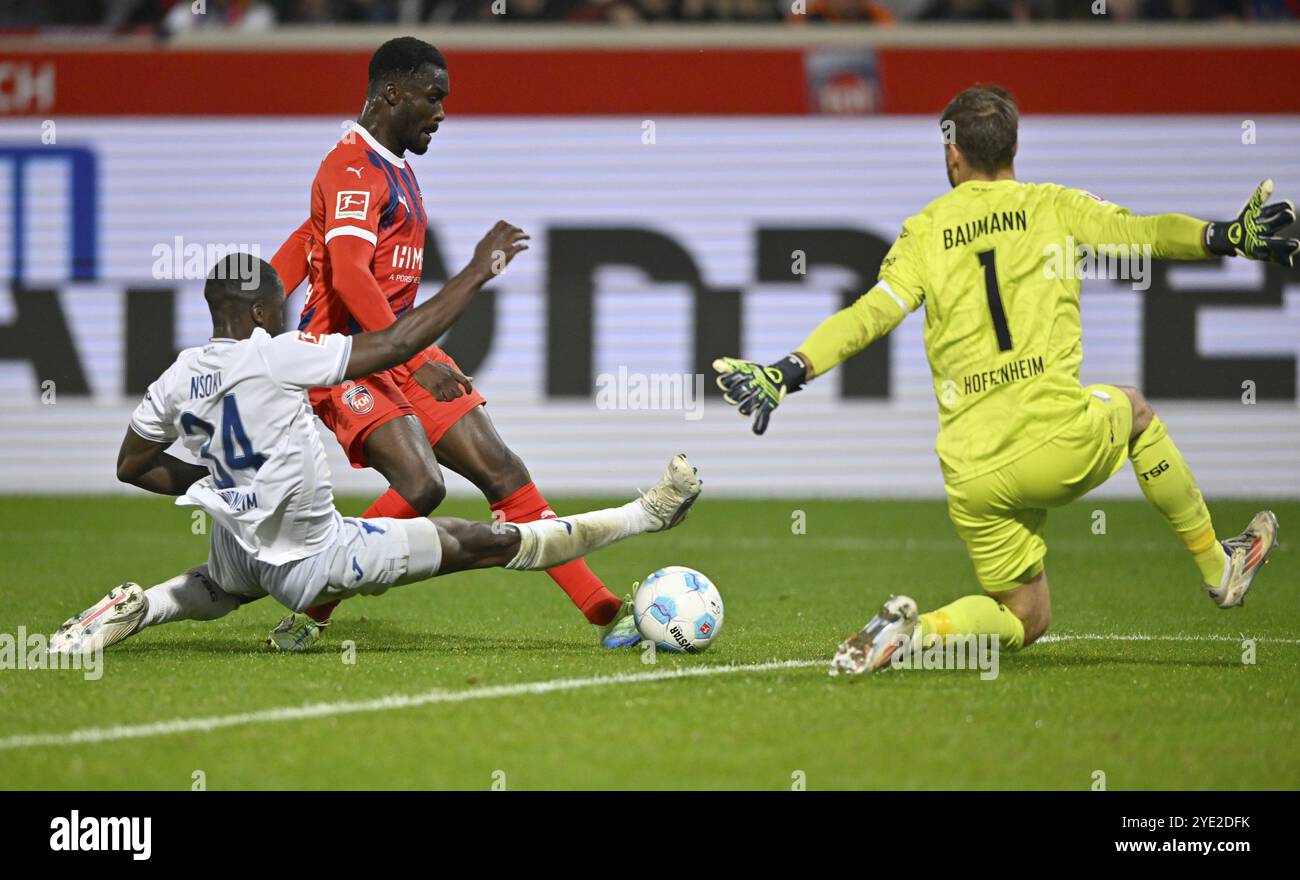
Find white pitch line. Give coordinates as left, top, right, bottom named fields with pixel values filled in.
left=0, top=659, right=822, bottom=752
left=2, top=633, right=1296, bottom=752
left=1041, top=632, right=1300, bottom=645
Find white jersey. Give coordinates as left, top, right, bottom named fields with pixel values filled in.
left=130, top=327, right=353, bottom=566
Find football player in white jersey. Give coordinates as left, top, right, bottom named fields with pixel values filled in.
left=50, top=224, right=702, bottom=655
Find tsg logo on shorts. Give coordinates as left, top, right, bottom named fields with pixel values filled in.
left=343, top=384, right=374, bottom=415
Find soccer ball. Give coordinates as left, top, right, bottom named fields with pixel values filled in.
left=632, top=566, right=724, bottom=653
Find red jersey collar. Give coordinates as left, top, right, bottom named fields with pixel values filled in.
left=350, top=123, right=405, bottom=169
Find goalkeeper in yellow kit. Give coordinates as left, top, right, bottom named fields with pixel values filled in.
left=714, top=85, right=1296, bottom=676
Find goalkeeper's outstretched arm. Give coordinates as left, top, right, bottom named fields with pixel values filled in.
left=715, top=208, right=929, bottom=436
left=713, top=280, right=912, bottom=435
left=793, top=282, right=913, bottom=380
left=1063, top=179, right=1297, bottom=267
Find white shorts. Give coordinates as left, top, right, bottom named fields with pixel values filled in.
left=206, top=514, right=442, bottom=612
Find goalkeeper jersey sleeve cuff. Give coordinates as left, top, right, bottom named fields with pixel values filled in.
left=1151, top=213, right=1213, bottom=260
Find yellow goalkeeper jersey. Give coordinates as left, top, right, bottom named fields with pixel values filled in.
left=797, top=179, right=1208, bottom=483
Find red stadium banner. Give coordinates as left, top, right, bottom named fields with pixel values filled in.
left=2, top=45, right=1299, bottom=116
left=874, top=48, right=1300, bottom=115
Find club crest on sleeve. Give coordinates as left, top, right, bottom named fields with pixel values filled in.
left=343, top=384, right=374, bottom=415
left=335, top=191, right=370, bottom=220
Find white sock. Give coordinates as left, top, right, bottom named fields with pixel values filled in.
left=506, top=500, right=649, bottom=571
left=141, top=567, right=241, bottom=627
left=402, top=517, right=444, bottom=582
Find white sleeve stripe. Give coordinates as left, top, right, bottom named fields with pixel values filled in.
left=128, top=420, right=174, bottom=443
left=874, top=279, right=911, bottom=312
left=324, top=226, right=378, bottom=246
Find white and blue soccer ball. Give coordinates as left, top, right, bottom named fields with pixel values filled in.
left=633, top=566, right=724, bottom=653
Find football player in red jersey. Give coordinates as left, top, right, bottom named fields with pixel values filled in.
left=270, top=37, right=638, bottom=650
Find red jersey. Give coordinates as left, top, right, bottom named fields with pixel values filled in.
left=297, top=123, right=430, bottom=374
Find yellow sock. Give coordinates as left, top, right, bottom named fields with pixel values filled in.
left=919, top=595, right=1025, bottom=650
left=1185, top=522, right=1228, bottom=589
left=1128, top=415, right=1226, bottom=586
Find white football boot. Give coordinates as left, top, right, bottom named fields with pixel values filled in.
left=828, top=595, right=920, bottom=677
left=50, top=583, right=148, bottom=654
left=637, top=454, right=702, bottom=532
left=1207, top=510, right=1278, bottom=608
left=267, top=612, right=328, bottom=652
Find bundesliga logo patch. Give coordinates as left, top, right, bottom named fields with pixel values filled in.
left=343, top=384, right=374, bottom=415
left=335, top=190, right=369, bottom=220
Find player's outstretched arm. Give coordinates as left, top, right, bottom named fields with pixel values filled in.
left=714, top=279, right=916, bottom=435
left=269, top=218, right=312, bottom=297
left=1061, top=179, right=1298, bottom=267
left=345, top=221, right=528, bottom=380
left=116, top=428, right=209, bottom=496
left=328, top=230, right=449, bottom=387
left=1203, top=179, right=1298, bottom=267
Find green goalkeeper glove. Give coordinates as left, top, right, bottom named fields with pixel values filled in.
left=712, top=355, right=807, bottom=435
left=1205, top=179, right=1298, bottom=267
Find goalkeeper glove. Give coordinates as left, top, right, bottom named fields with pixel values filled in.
left=1205, top=179, right=1298, bottom=267
left=712, top=354, right=807, bottom=435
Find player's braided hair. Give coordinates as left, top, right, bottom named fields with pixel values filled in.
left=368, top=37, right=447, bottom=94
left=940, top=84, right=1018, bottom=175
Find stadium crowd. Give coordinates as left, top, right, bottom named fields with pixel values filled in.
left=5, top=0, right=1297, bottom=30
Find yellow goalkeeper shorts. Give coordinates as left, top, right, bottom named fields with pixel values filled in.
left=945, top=384, right=1134, bottom=592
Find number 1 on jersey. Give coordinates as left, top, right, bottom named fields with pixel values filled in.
left=977, top=248, right=1013, bottom=352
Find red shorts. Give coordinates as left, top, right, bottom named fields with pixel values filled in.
left=309, top=347, right=486, bottom=468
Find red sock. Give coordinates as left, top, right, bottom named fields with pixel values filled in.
left=305, top=601, right=338, bottom=624
left=305, top=488, right=424, bottom=625
left=363, top=488, right=423, bottom=519
left=491, top=482, right=623, bottom=626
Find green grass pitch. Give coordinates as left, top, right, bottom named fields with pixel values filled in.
left=0, top=495, right=1296, bottom=790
